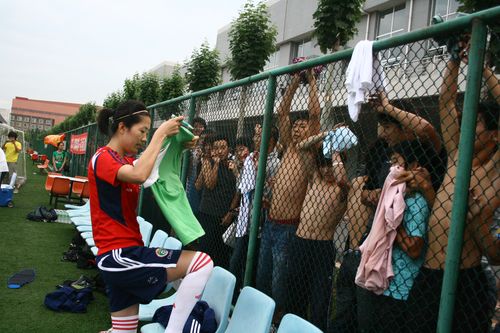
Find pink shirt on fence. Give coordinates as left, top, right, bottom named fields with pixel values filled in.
left=355, top=166, right=406, bottom=294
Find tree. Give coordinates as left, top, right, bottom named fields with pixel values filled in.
left=227, top=0, right=277, bottom=136
left=185, top=41, right=221, bottom=116
left=158, top=68, right=185, bottom=119
left=458, top=0, right=500, bottom=72
left=138, top=72, right=161, bottom=107
left=123, top=73, right=141, bottom=100
left=228, top=1, right=277, bottom=79
left=103, top=91, right=125, bottom=109
left=313, top=0, right=365, bottom=53
left=77, top=103, right=98, bottom=125
left=185, top=42, right=221, bottom=93
left=159, top=68, right=185, bottom=101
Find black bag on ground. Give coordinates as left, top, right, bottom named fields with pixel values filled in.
left=26, top=206, right=58, bottom=222
left=44, top=285, right=93, bottom=313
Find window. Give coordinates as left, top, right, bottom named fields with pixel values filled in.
left=264, top=49, right=280, bottom=70
left=38, top=118, right=44, bottom=124
left=16, top=115, right=23, bottom=121
left=37, top=124, right=44, bottom=130
left=292, top=39, right=315, bottom=60
left=24, top=116, right=29, bottom=122
left=31, top=118, right=37, bottom=123
left=433, top=0, right=460, bottom=21
left=45, top=125, right=51, bottom=130
left=376, top=4, right=407, bottom=64
left=23, top=123, right=28, bottom=128
left=45, top=119, right=52, bottom=125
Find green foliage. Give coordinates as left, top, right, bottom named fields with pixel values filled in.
left=138, top=72, right=160, bottom=106
left=228, top=1, right=277, bottom=80
left=158, top=68, right=186, bottom=119
left=123, top=73, right=141, bottom=100
left=103, top=91, right=125, bottom=109
left=313, top=0, right=365, bottom=53
left=74, top=103, right=98, bottom=125
left=185, top=41, right=221, bottom=93
left=458, top=0, right=500, bottom=71
left=159, top=68, right=185, bottom=101
left=457, top=0, right=500, bottom=12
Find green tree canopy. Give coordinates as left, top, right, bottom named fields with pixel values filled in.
left=138, top=72, right=161, bottom=107
left=123, top=73, right=141, bottom=100
left=228, top=1, right=277, bottom=80
left=185, top=41, right=221, bottom=93
left=103, top=91, right=125, bottom=109
left=313, top=0, right=365, bottom=53
left=158, top=68, right=186, bottom=119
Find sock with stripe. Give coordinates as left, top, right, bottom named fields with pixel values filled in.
left=111, top=314, right=138, bottom=333
left=165, top=252, right=213, bottom=333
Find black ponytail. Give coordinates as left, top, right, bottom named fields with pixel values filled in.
left=97, top=108, right=114, bottom=135
left=96, top=100, right=149, bottom=136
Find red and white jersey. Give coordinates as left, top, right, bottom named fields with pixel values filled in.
left=88, top=146, right=143, bottom=255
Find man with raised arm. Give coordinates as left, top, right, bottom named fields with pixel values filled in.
left=256, top=70, right=321, bottom=320
left=406, top=56, right=500, bottom=333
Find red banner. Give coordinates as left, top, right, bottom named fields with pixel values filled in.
left=70, top=133, right=88, bottom=155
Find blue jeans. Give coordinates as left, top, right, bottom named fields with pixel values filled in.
left=256, top=218, right=296, bottom=310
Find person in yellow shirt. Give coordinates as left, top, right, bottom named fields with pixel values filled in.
left=2, top=131, right=22, bottom=181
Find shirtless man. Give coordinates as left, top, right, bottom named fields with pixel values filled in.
left=406, top=58, right=500, bottom=333
left=285, top=129, right=350, bottom=331
left=255, top=71, right=321, bottom=316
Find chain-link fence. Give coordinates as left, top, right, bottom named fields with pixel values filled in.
left=30, top=123, right=108, bottom=178
left=145, top=9, right=499, bottom=333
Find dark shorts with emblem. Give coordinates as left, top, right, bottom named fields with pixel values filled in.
left=96, top=246, right=182, bottom=312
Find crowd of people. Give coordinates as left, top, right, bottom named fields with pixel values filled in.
left=84, top=34, right=499, bottom=332
left=184, top=53, right=499, bottom=332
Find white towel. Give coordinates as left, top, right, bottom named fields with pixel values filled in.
left=135, top=142, right=171, bottom=188
left=345, top=40, right=374, bottom=122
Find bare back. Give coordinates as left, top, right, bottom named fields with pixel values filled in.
left=424, top=150, right=499, bottom=269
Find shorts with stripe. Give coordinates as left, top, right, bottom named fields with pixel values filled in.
left=96, top=246, right=182, bottom=312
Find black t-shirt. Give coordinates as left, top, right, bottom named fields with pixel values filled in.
left=363, top=139, right=392, bottom=191
left=199, top=161, right=236, bottom=217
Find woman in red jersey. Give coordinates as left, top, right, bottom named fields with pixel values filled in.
left=89, top=100, right=213, bottom=333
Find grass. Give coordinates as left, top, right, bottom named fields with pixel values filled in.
left=0, top=160, right=110, bottom=333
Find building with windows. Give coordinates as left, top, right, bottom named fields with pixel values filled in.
left=216, top=0, right=460, bottom=81
left=10, top=97, right=82, bottom=131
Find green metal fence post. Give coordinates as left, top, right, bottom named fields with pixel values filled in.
left=180, top=96, right=197, bottom=187
left=437, top=18, right=487, bottom=333
left=243, top=75, right=277, bottom=287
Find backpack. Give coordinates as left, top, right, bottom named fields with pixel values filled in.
left=44, top=285, right=93, bottom=313
left=27, top=206, right=57, bottom=222
left=153, top=300, right=217, bottom=333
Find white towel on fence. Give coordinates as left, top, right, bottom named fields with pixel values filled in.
left=345, top=40, right=374, bottom=122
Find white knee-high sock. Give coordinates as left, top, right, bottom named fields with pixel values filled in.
left=111, top=314, right=138, bottom=333
left=165, top=252, right=213, bottom=333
